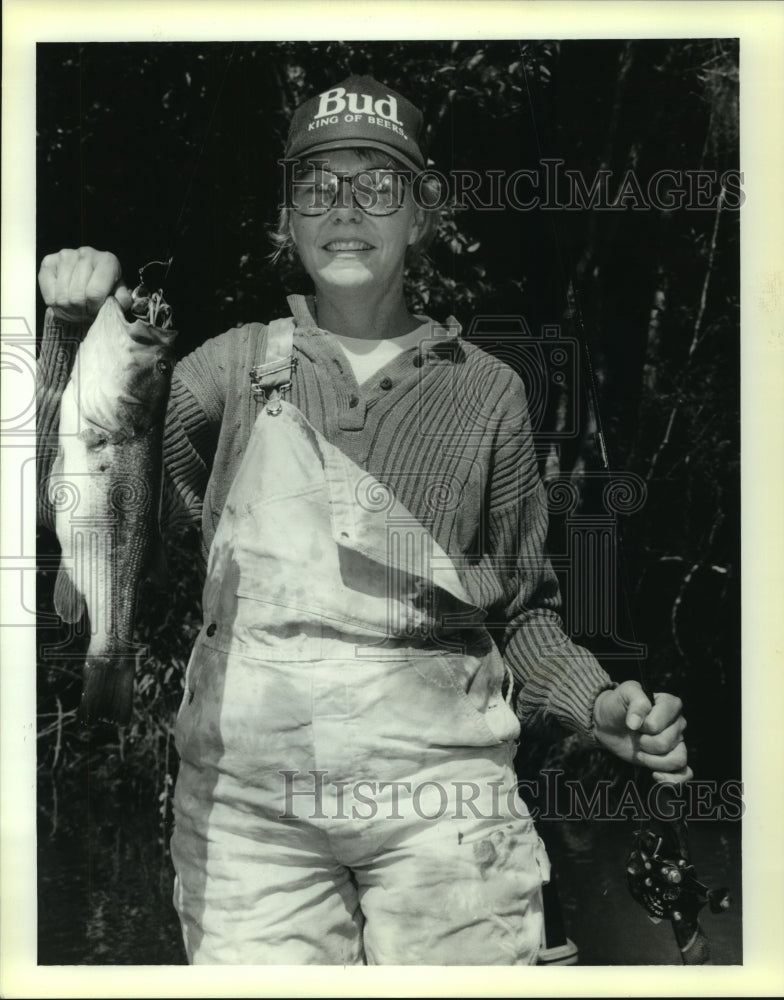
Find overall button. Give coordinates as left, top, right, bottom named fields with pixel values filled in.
left=379, top=376, right=393, bottom=390
left=413, top=355, right=424, bottom=368
left=206, top=623, right=217, bottom=637
left=349, top=394, right=359, bottom=408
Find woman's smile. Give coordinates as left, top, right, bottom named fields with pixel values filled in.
left=289, top=148, right=420, bottom=294
left=321, top=238, right=376, bottom=254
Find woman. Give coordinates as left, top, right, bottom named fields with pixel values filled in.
left=38, top=75, right=690, bottom=965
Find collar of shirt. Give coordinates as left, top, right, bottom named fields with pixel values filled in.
left=286, top=293, right=463, bottom=348
left=283, top=294, right=466, bottom=444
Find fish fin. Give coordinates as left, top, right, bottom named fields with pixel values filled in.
left=54, top=566, right=86, bottom=624
left=79, top=657, right=134, bottom=727
left=50, top=445, right=64, bottom=479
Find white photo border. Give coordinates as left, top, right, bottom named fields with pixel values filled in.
left=2, top=1, right=783, bottom=996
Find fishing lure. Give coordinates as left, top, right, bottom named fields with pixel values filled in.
left=130, top=258, right=174, bottom=330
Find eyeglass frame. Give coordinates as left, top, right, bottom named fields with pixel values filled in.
left=285, top=162, right=415, bottom=217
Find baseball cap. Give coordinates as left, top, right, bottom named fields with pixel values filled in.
left=285, top=75, right=426, bottom=175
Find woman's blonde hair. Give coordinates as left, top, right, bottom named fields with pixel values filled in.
left=268, top=147, right=442, bottom=269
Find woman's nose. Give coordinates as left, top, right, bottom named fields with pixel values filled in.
left=330, top=177, right=363, bottom=219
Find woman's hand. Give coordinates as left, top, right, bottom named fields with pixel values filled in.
left=38, top=247, right=132, bottom=322
left=593, top=680, right=692, bottom=784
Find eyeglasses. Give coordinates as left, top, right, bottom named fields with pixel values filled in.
left=289, top=168, right=410, bottom=216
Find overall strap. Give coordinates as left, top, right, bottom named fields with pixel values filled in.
left=249, top=316, right=297, bottom=416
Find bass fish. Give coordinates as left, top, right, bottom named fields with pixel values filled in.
left=50, top=288, right=177, bottom=725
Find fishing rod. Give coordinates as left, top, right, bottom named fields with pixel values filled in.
left=518, top=39, right=731, bottom=964
left=574, top=315, right=731, bottom=963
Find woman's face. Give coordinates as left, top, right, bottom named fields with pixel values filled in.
left=288, top=148, right=422, bottom=297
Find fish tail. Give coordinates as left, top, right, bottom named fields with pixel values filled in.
left=79, top=657, right=135, bottom=727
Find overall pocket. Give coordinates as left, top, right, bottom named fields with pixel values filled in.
left=173, top=636, right=221, bottom=759
left=433, top=651, right=522, bottom=745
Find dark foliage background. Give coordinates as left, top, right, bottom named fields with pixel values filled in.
left=36, top=38, right=740, bottom=893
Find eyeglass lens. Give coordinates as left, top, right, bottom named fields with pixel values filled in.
left=291, top=170, right=406, bottom=215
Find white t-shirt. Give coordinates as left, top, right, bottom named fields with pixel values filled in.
left=331, top=317, right=432, bottom=387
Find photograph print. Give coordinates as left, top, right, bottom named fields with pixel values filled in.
left=33, top=37, right=742, bottom=968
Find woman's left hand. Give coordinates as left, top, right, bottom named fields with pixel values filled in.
left=593, top=680, right=693, bottom=784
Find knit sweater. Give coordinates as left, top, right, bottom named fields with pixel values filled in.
left=37, top=293, right=614, bottom=742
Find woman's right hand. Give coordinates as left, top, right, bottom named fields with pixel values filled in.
left=38, top=247, right=133, bottom=323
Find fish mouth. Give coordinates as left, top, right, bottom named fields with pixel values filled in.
left=322, top=240, right=375, bottom=253
left=97, top=295, right=177, bottom=345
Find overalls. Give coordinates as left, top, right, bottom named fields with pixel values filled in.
left=170, top=322, right=550, bottom=965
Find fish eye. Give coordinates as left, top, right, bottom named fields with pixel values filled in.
left=157, top=358, right=172, bottom=376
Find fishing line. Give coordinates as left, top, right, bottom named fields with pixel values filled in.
left=518, top=41, right=729, bottom=961
left=518, top=35, right=653, bottom=821
left=517, top=40, right=630, bottom=630
left=517, top=44, right=610, bottom=462
left=162, top=42, right=239, bottom=264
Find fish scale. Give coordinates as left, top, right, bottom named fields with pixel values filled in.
left=52, top=295, right=177, bottom=725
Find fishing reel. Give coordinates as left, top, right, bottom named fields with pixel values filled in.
left=626, top=828, right=731, bottom=923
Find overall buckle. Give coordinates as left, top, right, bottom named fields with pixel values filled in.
left=249, top=358, right=297, bottom=416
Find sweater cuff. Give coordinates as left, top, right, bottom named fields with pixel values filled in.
left=584, top=679, right=620, bottom=746
left=551, top=667, right=617, bottom=744
left=515, top=650, right=617, bottom=744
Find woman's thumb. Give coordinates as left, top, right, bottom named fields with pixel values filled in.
left=114, top=281, right=133, bottom=313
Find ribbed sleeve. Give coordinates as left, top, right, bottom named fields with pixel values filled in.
left=36, top=308, right=88, bottom=532
left=36, top=308, right=232, bottom=537
left=159, top=330, right=235, bottom=532
left=484, top=374, right=614, bottom=742
left=36, top=293, right=614, bottom=743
